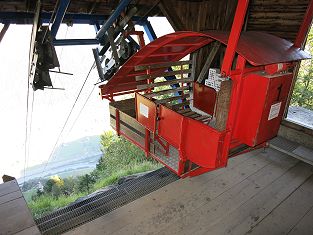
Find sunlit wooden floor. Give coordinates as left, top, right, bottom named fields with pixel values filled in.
left=65, top=148, right=313, bottom=235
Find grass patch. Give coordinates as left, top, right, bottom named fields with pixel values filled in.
left=28, top=193, right=85, bottom=219
left=23, top=188, right=36, bottom=203
left=93, top=161, right=160, bottom=190
left=29, top=161, right=160, bottom=219
left=27, top=132, right=161, bottom=219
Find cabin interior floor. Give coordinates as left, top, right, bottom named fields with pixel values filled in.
left=65, top=147, right=313, bottom=235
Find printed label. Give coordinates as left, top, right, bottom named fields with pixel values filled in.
left=268, top=102, right=282, bottom=120
left=139, top=103, right=149, bottom=118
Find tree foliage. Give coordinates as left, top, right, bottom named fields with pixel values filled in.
left=100, top=130, right=118, bottom=152
left=96, top=134, right=148, bottom=175
left=61, top=177, right=76, bottom=195
left=291, top=27, right=313, bottom=110
left=22, top=177, right=47, bottom=192
left=27, top=131, right=160, bottom=218
left=75, top=174, right=96, bottom=193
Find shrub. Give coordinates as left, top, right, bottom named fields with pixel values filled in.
left=291, top=26, right=313, bottom=110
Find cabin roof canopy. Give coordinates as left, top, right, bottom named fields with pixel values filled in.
left=205, top=31, right=311, bottom=66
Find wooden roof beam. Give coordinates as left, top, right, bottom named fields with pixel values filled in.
left=158, top=0, right=185, bottom=31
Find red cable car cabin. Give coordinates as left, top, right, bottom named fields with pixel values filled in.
left=99, top=30, right=310, bottom=177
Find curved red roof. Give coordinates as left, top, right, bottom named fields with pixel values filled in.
left=100, top=31, right=310, bottom=95
left=204, top=31, right=310, bottom=66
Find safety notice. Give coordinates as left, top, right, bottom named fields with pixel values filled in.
left=268, top=102, right=281, bottom=120
left=139, top=103, right=149, bottom=118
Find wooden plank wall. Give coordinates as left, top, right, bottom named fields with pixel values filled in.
left=109, top=99, right=147, bottom=149
left=215, top=80, right=232, bottom=131
left=161, top=0, right=310, bottom=42
left=159, top=0, right=310, bottom=79
left=0, top=0, right=160, bottom=17
left=0, top=180, right=40, bottom=235
left=159, top=0, right=237, bottom=79
left=248, top=0, right=310, bottom=42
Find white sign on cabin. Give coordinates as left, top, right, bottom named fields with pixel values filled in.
left=139, top=103, right=149, bottom=118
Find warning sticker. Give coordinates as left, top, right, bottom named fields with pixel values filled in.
left=268, top=102, right=282, bottom=120
left=139, top=103, right=149, bottom=118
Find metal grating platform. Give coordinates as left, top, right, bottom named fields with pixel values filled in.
left=269, top=136, right=313, bottom=166
left=154, top=142, right=180, bottom=173
left=35, top=167, right=179, bottom=235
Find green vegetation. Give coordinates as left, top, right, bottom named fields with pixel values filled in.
left=291, top=27, right=313, bottom=110
left=28, top=193, right=85, bottom=218
left=25, top=131, right=160, bottom=219
left=152, top=63, right=190, bottom=103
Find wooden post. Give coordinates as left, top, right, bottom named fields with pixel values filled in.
left=115, top=109, right=120, bottom=136
left=145, top=128, right=150, bottom=157
left=197, top=42, right=221, bottom=83
left=215, top=80, right=233, bottom=131
left=158, top=0, right=185, bottom=31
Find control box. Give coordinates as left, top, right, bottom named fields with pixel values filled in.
left=233, top=72, right=293, bottom=146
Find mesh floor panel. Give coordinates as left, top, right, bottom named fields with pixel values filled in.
left=35, top=167, right=179, bottom=235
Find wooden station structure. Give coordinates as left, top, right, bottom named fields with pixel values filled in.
left=1, top=0, right=313, bottom=234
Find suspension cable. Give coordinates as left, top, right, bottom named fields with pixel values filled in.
left=66, top=80, right=98, bottom=138
left=23, top=91, right=35, bottom=184
left=41, top=61, right=95, bottom=176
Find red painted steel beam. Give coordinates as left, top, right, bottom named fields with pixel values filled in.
left=294, top=0, right=313, bottom=48
left=221, top=0, right=249, bottom=76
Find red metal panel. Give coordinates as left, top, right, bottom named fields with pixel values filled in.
left=233, top=72, right=293, bottom=146
left=157, top=105, right=226, bottom=168
left=233, top=73, right=268, bottom=146
left=183, top=118, right=225, bottom=168
left=265, top=63, right=290, bottom=75
left=158, top=105, right=184, bottom=149
left=193, top=82, right=216, bottom=116
left=135, top=93, right=157, bottom=132
left=255, top=73, right=293, bottom=144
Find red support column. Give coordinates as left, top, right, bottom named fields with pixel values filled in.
left=221, top=0, right=249, bottom=76
left=294, top=0, right=313, bottom=48
left=221, top=56, right=247, bottom=166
